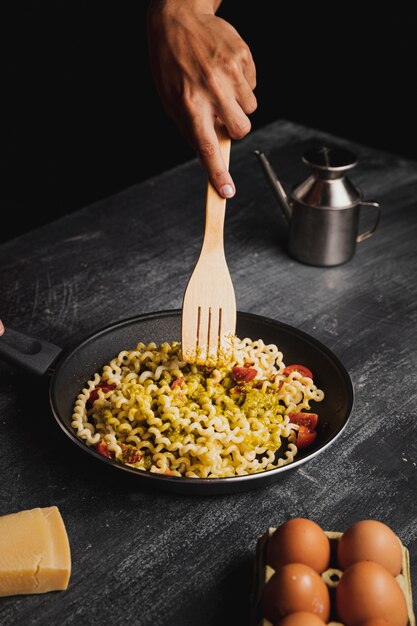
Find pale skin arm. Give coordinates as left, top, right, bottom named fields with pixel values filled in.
left=147, top=0, right=257, bottom=198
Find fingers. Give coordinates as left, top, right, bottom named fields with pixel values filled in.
left=228, top=76, right=257, bottom=123
left=174, top=79, right=255, bottom=196
left=220, top=106, right=252, bottom=142
left=192, top=109, right=235, bottom=198
left=239, top=88, right=257, bottom=116
left=215, top=84, right=255, bottom=140
left=173, top=91, right=253, bottom=196
left=213, top=45, right=257, bottom=136
left=0, top=320, right=4, bottom=336
left=240, top=46, right=257, bottom=91
left=199, top=136, right=235, bottom=199
left=235, top=63, right=257, bottom=114
left=203, top=69, right=256, bottom=141
left=177, top=83, right=256, bottom=196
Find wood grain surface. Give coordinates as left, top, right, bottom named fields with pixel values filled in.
left=0, top=120, right=416, bottom=625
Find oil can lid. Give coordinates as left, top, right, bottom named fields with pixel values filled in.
left=303, top=146, right=357, bottom=174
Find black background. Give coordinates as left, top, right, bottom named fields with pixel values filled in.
left=3, top=2, right=417, bottom=244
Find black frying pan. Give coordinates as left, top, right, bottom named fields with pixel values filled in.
left=0, top=310, right=354, bottom=494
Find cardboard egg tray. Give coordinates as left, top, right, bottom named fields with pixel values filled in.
left=250, top=528, right=415, bottom=626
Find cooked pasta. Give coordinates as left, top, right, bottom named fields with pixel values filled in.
left=71, top=337, right=324, bottom=478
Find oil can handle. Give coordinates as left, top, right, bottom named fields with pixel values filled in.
left=357, top=201, right=381, bottom=243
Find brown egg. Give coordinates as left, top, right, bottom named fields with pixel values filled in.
left=275, top=612, right=327, bottom=626
left=267, top=518, right=331, bottom=573
left=263, top=563, right=330, bottom=622
left=335, top=561, right=408, bottom=626
left=337, top=520, right=402, bottom=576
left=355, top=617, right=391, bottom=626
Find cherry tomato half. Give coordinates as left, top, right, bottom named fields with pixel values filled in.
left=171, top=376, right=185, bottom=389
left=283, top=364, right=313, bottom=380
left=232, top=366, right=257, bottom=383
left=95, top=440, right=113, bottom=458
left=88, top=382, right=116, bottom=403
left=296, top=426, right=318, bottom=449
left=289, top=412, right=318, bottom=430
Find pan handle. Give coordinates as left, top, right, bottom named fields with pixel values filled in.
left=0, top=319, right=62, bottom=376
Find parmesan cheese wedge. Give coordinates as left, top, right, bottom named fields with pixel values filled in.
left=0, top=506, right=71, bottom=597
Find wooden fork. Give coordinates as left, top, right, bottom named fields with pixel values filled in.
left=181, top=125, right=236, bottom=365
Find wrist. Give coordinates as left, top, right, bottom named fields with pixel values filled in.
left=149, top=0, right=220, bottom=18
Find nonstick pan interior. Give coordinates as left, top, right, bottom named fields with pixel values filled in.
left=50, top=310, right=354, bottom=494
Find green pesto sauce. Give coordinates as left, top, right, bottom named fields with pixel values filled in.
left=242, top=389, right=285, bottom=418
left=163, top=426, right=186, bottom=443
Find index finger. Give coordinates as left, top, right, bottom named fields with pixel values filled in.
left=194, top=116, right=236, bottom=199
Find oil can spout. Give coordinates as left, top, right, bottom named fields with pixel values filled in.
left=254, top=150, right=292, bottom=223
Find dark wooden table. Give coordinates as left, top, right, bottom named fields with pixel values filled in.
left=1, top=120, right=416, bottom=625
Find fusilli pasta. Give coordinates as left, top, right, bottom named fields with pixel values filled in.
left=71, top=337, right=324, bottom=478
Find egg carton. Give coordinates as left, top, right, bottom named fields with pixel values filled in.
left=250, top=528, right=415, bottom=626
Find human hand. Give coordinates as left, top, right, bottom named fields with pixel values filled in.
left=147, top=0, right=257, bottom=198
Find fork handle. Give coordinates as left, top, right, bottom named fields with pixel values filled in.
left=201, top=125, right=231, bottom=254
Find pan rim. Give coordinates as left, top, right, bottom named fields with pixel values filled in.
left=49, top=309, right=354, bottom=486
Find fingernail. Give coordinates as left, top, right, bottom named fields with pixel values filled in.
left=221, top=184, right=235, bottom=198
